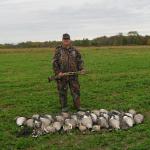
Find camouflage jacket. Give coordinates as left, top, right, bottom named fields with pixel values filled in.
left=52, top=45, right=84, bottom=74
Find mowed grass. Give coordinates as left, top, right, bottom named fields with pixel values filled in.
left=0, top=46, right=150, bottom=150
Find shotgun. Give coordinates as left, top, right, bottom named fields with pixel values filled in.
left=48, top=71, right=85, bottom=82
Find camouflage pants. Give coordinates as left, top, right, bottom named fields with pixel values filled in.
left=57, top=76, right=80, bottom=109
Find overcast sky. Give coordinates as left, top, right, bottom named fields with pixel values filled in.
left=0, top=0, right=150, bottom=43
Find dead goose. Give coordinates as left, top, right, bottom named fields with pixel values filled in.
left=25, top=118, right=34, bottom=128
left=90, top=113, right=97, bottom=124
left=134, top=114, right=144, bottom=124
left=97, top=117, right=109, bottom=129
left=81, top=115, right=93, bottom=129
left=61, top=112, right=70, bottom=119
left=128, top=109, right=136, bottom=116
left=109, top=115, right=120, bottom=130
left=63, top=123, right=72, bottom=132
left=32, top=114, right=40, bottom=120
left=122, top=115, right=134, bottom=129
left=55, top=115, right=65, bottom=125
left=53, top=121, right=62, bottom=131
left=32, top=127, right=44, bottom=137
left=65, top=119, right=77, bottom=129
left=45, top=125, right=56, bottom=133
left=91, top=110, right=100, bottom=116
left=110, top=110, right=121, bottom=116
left=34, top=119, right=42, bottom=128
left=85, top=110, right=91, bottom=115
left=45, top=114, right=54, bottom=122
left=40, top=117, right=51, bottom=127
left=16, top=117, right=27, bottom=126
left=39, top=116, right=51, bottom=132
left=92, top=125, right=101, bottom=132
left=63, top=116, right=77, bottom=132
left=100, top=112, right=109, bottom=121
left=15, top=108, right=145, bottom=137
left=124, top=113, right=133, bottom=118
left=99, top=109, right=108, bottom=114
left=76, top=111, right=86, bottom=117
left=71, top=114, right=78, bottom=123
left=78, top=124, right=87, bottom=132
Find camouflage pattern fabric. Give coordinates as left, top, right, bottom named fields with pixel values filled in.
left=52, top=45, right=84, bottom=109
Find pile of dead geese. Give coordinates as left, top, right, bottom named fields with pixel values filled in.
left=15, top=109, right=144, bottom=137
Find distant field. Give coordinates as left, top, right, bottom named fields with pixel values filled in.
left=0, top=46, right=150, bottom=150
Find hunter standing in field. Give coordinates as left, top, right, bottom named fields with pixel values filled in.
left=52, top=33, right=85, bottom=112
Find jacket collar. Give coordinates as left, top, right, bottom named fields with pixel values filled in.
left=61, top=44, right=73, bottom=51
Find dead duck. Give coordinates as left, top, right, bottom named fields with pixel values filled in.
left=109, top=115, right=120, bottom=130
left=97, top=116, right=109, bottom=129
left=92, top=125, right=101, bottom=132
left=134, top=114, right=144, bottom=124
left=16, top=117, right=27, bottom=126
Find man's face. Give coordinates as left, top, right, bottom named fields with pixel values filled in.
left=62, top=39, right=71, bottom=47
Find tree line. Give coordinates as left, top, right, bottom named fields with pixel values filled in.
left=0, top=31, right=150, bottom=49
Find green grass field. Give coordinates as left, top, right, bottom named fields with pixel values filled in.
left=0, top=46, right=150, bottom=150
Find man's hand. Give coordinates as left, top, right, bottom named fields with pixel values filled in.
left=58, top=72, right=64, bottom=77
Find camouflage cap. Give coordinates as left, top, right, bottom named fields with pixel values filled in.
left=62, top=33, right=70, bottom=40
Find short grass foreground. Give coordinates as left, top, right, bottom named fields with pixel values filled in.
left=0, top=46, right=150, bottom=150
